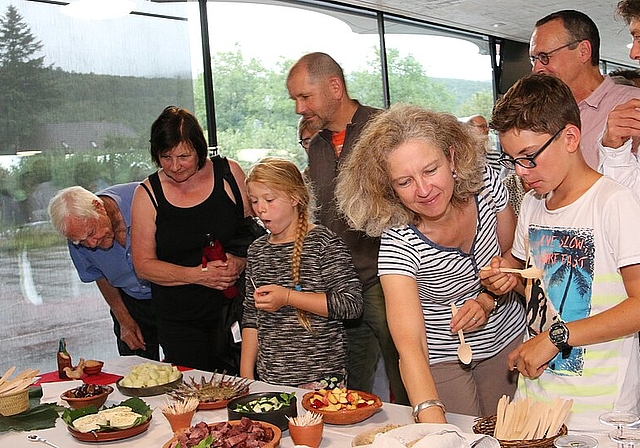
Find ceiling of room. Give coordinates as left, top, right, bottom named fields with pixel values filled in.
left=340, top=0, right=636, bottom=68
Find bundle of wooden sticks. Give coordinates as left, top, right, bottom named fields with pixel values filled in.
left=0, top=366, right=40, bottom=398
left=494, top=395, right=573, bottom=440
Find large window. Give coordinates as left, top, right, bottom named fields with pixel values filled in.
left=2, top=0, right=633, bottom=377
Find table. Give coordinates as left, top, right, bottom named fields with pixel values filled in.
left=0, top=356, right=619, bottom=447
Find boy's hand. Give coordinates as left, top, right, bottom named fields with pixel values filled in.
left=507, top=333, right=556, bottom=379
left=479, top=256, right=519, bottom=295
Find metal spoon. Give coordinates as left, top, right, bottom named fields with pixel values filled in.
left=27, top=434, right=60, bottom=448
left=481, top=266, right=543, bottom=279
left=451, top=303, right=473, bottom=365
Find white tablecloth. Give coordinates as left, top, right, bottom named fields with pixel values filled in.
left=0, top=356, right=618, bottom=447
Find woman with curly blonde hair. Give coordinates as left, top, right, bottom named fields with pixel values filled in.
left=240, top=157, right=363, bottom=388
left=336, top=104, right=524, bottom=421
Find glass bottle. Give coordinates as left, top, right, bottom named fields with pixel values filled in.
left=57, top=337, right=72, bottom=379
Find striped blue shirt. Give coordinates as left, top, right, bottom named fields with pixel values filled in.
left=378, top=167, right=525, bottom=363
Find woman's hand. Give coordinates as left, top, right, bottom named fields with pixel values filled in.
left=253, top=284, right=288, bottom=312
left=197, top=259, right=240, bottom=290
left=450, top=298, right=489, bottom=332
left=479, top=255, right=519, bottom=295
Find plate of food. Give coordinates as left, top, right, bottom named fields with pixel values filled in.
left=168, top=373, right=251, bottom=410
left=116, top=362, right=182, bottom=397
left=163, top=417, right=281, bottom=448
left=62, top=397, right=153, bottom=442
left=302, top=388, right=382, bottom=425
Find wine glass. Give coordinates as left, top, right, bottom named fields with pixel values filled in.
left=609, top=428, right=640, bottom=448
left=599, top=411, right=640, bottom=447
left=553, top=434, right=598, bottom=448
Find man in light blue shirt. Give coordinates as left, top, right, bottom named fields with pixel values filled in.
left=48, top=184, right=159, bottom=360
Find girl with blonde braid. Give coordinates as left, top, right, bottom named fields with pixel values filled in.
left=240, top=157, right=363, bottom=387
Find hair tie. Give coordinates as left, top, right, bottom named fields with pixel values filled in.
left=295, top=285, right=302, bottom=291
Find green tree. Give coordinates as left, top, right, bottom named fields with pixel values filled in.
left=349, top=48, right=455, bottom=111
left=0, top=5, right=57, bottom=153
left=456, top=90, right=494, bottom=119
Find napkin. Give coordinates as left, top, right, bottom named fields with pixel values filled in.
left=371, top=423, right=500, bottom=448
left=40, top=379, right=84, bottom=405
left=34, top=370, right=123, bottom=386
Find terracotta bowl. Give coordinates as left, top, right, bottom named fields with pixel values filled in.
left=162, top=420, right=281, bottom=448
left=289, top=420, right=324, bottom=448
left=82, top=360, right=104, bottom=375
left=301, top=390, right=382, bottom=425
left=61, top=384, right=113, bottom=410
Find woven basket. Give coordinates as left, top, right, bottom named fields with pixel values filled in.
left=0, top=388, right=29, bottom=416
left=473, top=414, right=568, bottom=448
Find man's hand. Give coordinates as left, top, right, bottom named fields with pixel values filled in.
left=602, top=98, right=640, bottom=149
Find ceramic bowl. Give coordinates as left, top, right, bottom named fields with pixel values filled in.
left=82, top=360, right=104, bottom=375
left=61, top=384, right=113, bottom=410
left=301, top=390, right=382, bottom=425
left=227, top=391, right=297, bottom=431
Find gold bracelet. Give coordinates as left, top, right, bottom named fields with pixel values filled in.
left=286, top=289, right=291, bottom=306
left=412, top=399, right=446, bottom=422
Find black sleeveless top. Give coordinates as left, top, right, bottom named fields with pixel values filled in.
left=147, top=159, right=240, bottom=322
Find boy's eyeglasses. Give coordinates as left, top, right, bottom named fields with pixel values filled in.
left=498, top=127, right=564, bottom=169
left=529, top=40, right=581, bottom=66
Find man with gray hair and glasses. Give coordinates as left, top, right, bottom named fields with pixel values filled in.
left=530, top=9, right=640, bottom=189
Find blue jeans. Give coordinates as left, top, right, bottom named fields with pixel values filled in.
left=345, top=282, right=409, bottom=404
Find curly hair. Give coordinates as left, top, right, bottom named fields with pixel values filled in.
left=246, top=157, right=316, bottom=332
left=617, top=0, right=640, bottom=25
left=336, top=104, right=485, bottom=237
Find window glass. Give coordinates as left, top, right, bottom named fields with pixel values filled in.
left=383, top=17, right=494, bottom=117
left=202, top=1, right=382, bottom=170
left=0, top=0, right=192, bottom=375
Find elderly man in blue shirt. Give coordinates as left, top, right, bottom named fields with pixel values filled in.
left=48, top=183, right=159, bottom=360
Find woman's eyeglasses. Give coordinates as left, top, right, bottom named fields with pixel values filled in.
left=498, top=127, right=564, bottom=169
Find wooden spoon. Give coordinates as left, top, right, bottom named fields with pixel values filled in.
left=451, top=303, right=472, bottom=365
left=481, top=266, right=543, bottom=279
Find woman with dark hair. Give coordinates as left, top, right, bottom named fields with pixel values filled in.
left=132, top=106, right=251, bottom=373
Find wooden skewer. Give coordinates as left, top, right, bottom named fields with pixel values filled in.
left=0, top=366, right=16, bottom=387
left=0, top=369, right=39, bottom=396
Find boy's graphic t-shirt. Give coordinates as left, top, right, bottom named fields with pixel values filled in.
left=512, top=176, right=640, bottom=430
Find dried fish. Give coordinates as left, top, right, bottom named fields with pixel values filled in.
left=168, top=371, right=252, bottom=403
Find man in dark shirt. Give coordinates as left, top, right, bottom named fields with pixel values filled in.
left=286, top=52, right=408, bottom=404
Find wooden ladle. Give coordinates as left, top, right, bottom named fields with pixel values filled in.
left=481, top=266, right=543, bottom=279
left=451, top=303, right=472, bottom=365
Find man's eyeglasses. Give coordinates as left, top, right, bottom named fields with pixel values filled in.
left=498, top=127, right=564, bottom=169
left=299, top=138, right=311, bottom=149
left=530, top=40, right=581, bottom=66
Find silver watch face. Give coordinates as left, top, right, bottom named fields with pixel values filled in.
left=550, top=322, right=569, bottom=344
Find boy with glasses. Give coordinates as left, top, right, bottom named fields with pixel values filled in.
left=483, top=73, right=640, bottom=430
left=530, top=10, right=640, bottom=173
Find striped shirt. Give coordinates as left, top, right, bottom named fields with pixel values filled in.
left=378, top=167, right=525, bottom=364
left=244, top=225, right=363, bottom=387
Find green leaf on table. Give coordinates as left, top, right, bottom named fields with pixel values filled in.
left=61, top=397, right=152, bottom=431
left=0, top=403, right=63, bottom=433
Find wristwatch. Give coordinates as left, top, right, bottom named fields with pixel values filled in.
left=549, top=321, right=572, bottom=359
